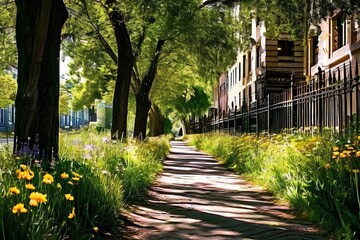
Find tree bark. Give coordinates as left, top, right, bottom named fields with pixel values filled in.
left=107, top=8, right=134, bottom=140
left=181, top=118, right=190, bottom=135
left=133, top=39, right=165, bottom=139
left=148, top=103, right=165, bottom=137
left=14, top=0, right=68, bottom=164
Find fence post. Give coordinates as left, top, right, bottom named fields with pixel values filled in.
left=344, top=63, right=348, bottom=136
left=197, top=116, right=201, bottom=134
left=247, top=98, right=251, bottom=133
left=267, top=94, right=270, bottom=134
left=214, top=109, right=217, bottom=132
left=241, top=103, right=244, bottom=134
left=234, top=106, right=237, bottom=135
left=228, top=108, right=230, bottom=134
left=218, top=110, right=221, bottom=132
left=290, top=72, right=295, bottom=132
left=349, top=63, right=353, bottom=138
left=222, top=110, right=225, bottom=132
left=318, top=67, right=323, bottom=135
left=356, top=58, right=359, bottom=136
left=255, top=80, right=259, bottom=137
left=338, top=67, right=342, bottom=135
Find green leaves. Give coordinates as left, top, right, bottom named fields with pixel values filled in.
left=0, top=0, right=16, bottom=71
left=0, top=73, right=17, bottom=108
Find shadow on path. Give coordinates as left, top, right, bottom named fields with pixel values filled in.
left=118, top=141, right=329, bottom=240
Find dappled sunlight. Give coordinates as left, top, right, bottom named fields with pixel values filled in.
left=122, top=141, right=326, bottom=239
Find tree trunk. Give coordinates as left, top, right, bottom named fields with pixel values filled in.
left=181, top=118, right=190, bottom=135
left=14, top=0, right=68, bottom=164
left=133, top=40, right=165, bottom=139
left=108, top=9, right=134, bottom=140
left=148, top=103, right=165, bottom=137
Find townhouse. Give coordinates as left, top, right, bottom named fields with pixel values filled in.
left=307, top=11, right=360, bottom=75
left=214, top=11, right=305, bottom=115
left=211, top=5, right=360, bottom=134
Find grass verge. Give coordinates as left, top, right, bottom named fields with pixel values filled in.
left=190, top=132, right=360, bottom=239
left=0, top=130, right=170, bottom=239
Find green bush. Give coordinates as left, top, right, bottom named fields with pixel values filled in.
left=191, top=132, right=360, bottom=239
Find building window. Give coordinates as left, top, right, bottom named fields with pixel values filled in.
left=235, top=67, right=237, bottom=84
left=242, top=89, right=246, bottom=104
left=278, top=40, right=294, bottom=56
left=230, top=72, right=232, bottom=87
left=334, top=15, right=347, bottom=50
left=256, top=17, right=261, bottom=26
left=247, top=51, right=251, bottom=73
left=238, top=62, right=241, bottom=81
left=242, top=56, right=246, bottom=78
left=311, top=36, right=319, bottom=65
left=232, top=70, right=234, bottom=86
left=249, top=85, right=252, bottom=102
left=256, top=46, right=260, bottom=68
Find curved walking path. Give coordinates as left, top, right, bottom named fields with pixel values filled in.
left=121, top=141, right=328, bottom=239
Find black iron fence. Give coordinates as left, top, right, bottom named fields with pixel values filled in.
left=191, top=59, right=360, bottom=137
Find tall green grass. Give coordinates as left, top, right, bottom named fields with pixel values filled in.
left=0, top=129, right=170, bottom=239
left=190, top=132, right=360, bottom=239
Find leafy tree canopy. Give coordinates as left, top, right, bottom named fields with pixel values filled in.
left=62, top=0, right=238, bottom=118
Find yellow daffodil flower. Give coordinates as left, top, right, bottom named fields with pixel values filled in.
left=57, top=183, right=62, bottom=189
left=68, top=207, right=75, bottom=219
left=43, top=173, right=54, bottom=184
left=29, top=192, right=47, bottom=204
left=93, top=227, right=99, bottom=233
left=12, top=203, right=27, bottom=214
left=332, top=146, right=339, bottom=151
left=324, top=163, right=331, bottom=169
left=72, top=171, right=82, bottom=178
left=17, top=169, right=35, bottom=181
left=342, top=150, right=352, bottom=156
left=25, top=170, right=35, bottom=181
left=68, top=181, right=74, bottom=185
left=72, top=177, right=80, bottom=181
left=25, top=183, right=35, bottom=190
left=65, top=194, right=74, bottom=201
left=20, top=164, right=27, bottom=171
left=60, top=172, right=69, bottom=179
left=10, top=187, right=20, bottom=195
